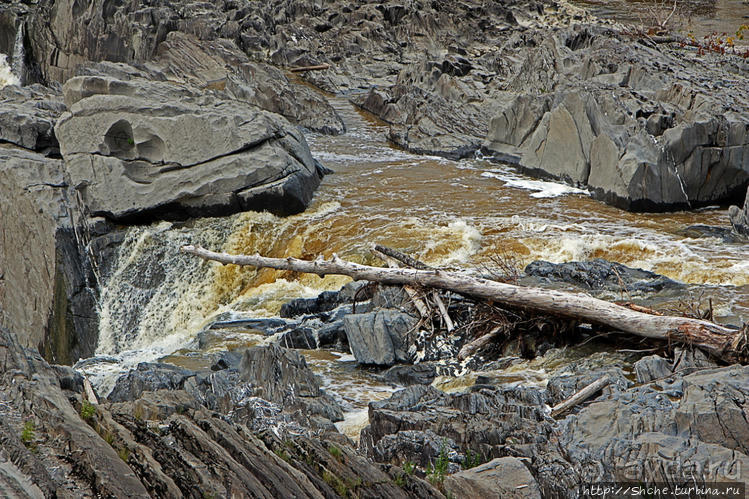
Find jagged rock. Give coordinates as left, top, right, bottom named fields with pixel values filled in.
left=729, top=186, right=749, bottom=236
left=444, top=457, right=542, bottom=499
left=0, top=84, right=64, bottom=156
left=240, top=345, right=344, bottom=422
left=108, top=362, right=195, bottom=402
left=360, top=384, right=577, bottom=496
left=344, top=310, right=418, bottom=366
left=153, top=32, right=345, bottom=134
left=523, top=258, right=684, bottom=297
left=484, top=27, right=749, bottom=211
left=55, top=75, right=324, bottom=223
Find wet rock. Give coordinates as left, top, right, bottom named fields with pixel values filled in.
left=279, top=327, right=318, bottom=349
left=382, top=363, right=438, bottom=386
left=444, top=457, right=542, bottom=499
left=56, top=74, right=323, bottom=223
left=729, top=186, right=749, bottom=236
left=281, top=290, right=344, bottom=318
left=344, top=310, right=418, bottom=366
left=523, top=258, right=684, bottom=296
left=681, top=224, right=747, bottom=243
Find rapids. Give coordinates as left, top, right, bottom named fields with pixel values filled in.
left=81, top=96, right=749, bottom=439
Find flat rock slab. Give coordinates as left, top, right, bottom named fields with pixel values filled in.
left=56, top=75, right=322, bottom=222
left=444, top=457, right=542, bottom=499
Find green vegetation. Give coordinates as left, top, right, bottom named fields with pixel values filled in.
left=328, top=444, right=343, bottom=461
left=403, top=461, right=416, bottom=475
left=118, top=446, right=130, bottom=462
left=426, top=439, right=450, bottom=486
left=322, top=470, right=348, bottom=496
left=394, top=473, right=406, bottom=487
left=461, top=449, right=483, bottom=470
left=274, top=447, right=291, bottom=462
left=21, top=420, right=35, bottom=445
left=80, top=400, right=96, bottom=420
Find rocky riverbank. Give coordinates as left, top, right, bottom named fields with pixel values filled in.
left=1, top=0, right=748, bottom=496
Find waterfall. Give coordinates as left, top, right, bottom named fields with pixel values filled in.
left=11, top=23, right=25, bottom=86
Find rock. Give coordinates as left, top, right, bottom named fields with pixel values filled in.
left=344, top=310, right=418, bottom=366
left=633, top=355, right=672, bottom=383
left=0, top=83, right=64, bottom=156
left=0, top=143, right=101, bottom=363
left=484, top=26, right=749, bottom=211
left=523, top=258, right=684, bottom=297
left=55, top=74, right=324, bottom=223
left=108, top=362, right=195, bottom=402
left=360, top=384, right=577, bottom=496
left=382, top=363, right=438, bottom=386
left=279, top=327, right=318, bottom=349
left=444, top=457, right=542, bottom=499
left=729, top=186, right=749, bottom=236
left=240, top=345, right=344, bottom=422
left=681, top=224, right=746, bottom=243
left=152, top=32, right=345, bottom=134
left=281, top=290, right=344, bottom=318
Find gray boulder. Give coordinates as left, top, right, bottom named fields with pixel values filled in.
left=55, top=75, right=323, bottom=222
left=729, top=186, right=749, bottom=236
left=444, top=457, right=542, bottom=499
left=0, top=83, right=64, bottom=155
left=344, top=310, right=418, bottom=366
left=484, top=27, right=749, bottom=211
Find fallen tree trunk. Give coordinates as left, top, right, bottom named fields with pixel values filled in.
left=551, top=376, right=611, bottom=418
left=180, top=245, right=748, bottom=363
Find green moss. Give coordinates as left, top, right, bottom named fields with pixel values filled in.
left=328, top=444, right=343, bottom=461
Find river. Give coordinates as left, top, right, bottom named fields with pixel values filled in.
left=78, top=95, right=749, bottom=438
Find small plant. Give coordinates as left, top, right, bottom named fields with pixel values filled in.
left=21, top=421, right=35, bottom=446
left=274, top=447, right=291, bottom=462
left=403, top=461, right=416, bottom=475
left=427, top=439, right=450, bottom=486
left=80, top=400, right=96, bottom=421
left=328, top=444, right=343, bottom=461
left=681, top=25, right=749, bottom=58
left=118, top=446, right=130, bottom=462
left=461, top=449, right=483, bottom=470
left=322, top=470, right=348, bottom=496
left=394, top=473, right=406, bottom=487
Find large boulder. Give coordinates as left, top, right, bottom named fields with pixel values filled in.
left=484, top=28, right=749, bottom=211
left=0, top=83, right=64, bottom=155
left=55, top=75, right=324, bottom=223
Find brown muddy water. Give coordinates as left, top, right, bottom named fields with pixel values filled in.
left=572, top=0, right=749, bottom=40
left=83, top=97, right=749, bottom=440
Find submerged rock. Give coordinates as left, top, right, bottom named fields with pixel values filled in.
left=729, top=186, right=749, bottom=237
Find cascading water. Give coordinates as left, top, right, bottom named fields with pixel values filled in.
left=10, top=23, right=25, bottom=86
left=80, top=96, right=749, bottom=435
left=0, top=54, right=20, bottom=88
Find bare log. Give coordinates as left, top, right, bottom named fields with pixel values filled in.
left=373, top=244, right=431, bottom=270
left=458, top=326, right=504, bottom=360
left=180, top=245, right=748, bottom=363
left=289, top=64, right=330, bottom=73
left=372, top=248, right=430, bottom=318
left=551, top=376, right=610, bottom=418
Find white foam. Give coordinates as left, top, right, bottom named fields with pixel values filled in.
left=0, top=54, right=19, bottom=88
left=481, top=170, right=590, bottom=198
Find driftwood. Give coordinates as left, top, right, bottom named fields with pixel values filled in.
left=289, top=64, right=331, bottom=73
left=550, top=376, right=611, bottom=418
left=458, top=325, right=505, bottom=361
left=180, top=245, right=749, bottom=363
left=372, top=245, right=454, bottom=331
